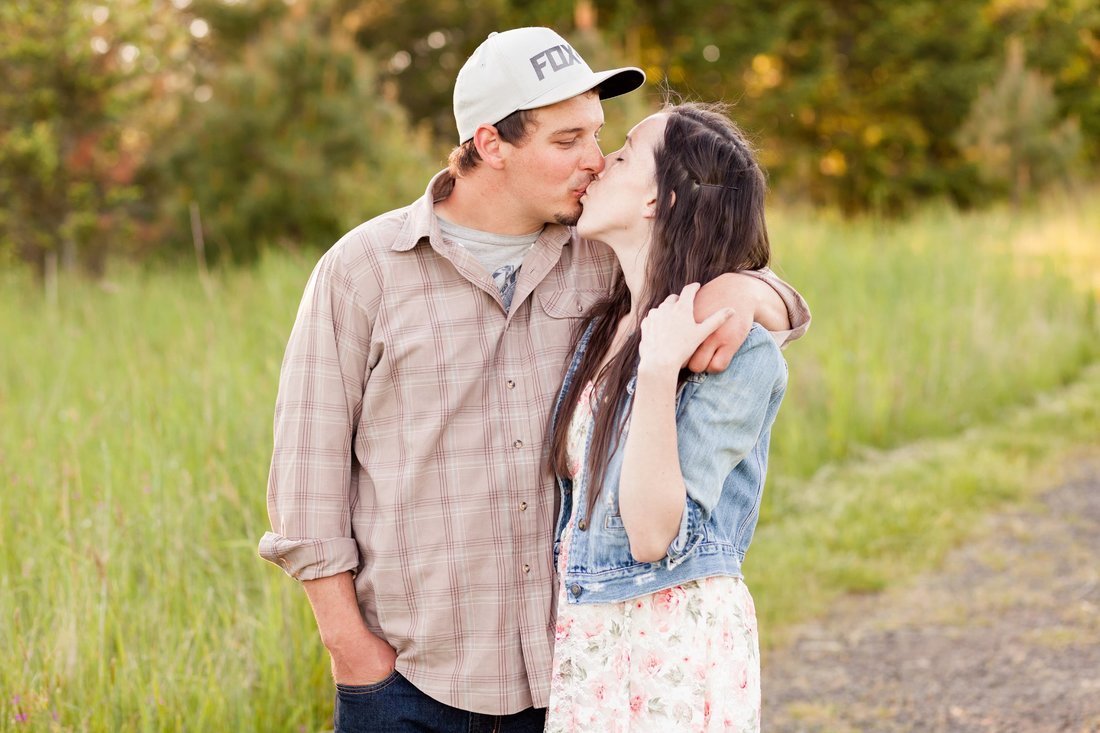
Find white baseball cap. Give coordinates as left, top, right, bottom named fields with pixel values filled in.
left=453, top=27, right=646, bottom=144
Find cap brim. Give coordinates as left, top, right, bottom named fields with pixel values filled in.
left=592, top=67, right=647, bottom=101
left=519, top=66, right=646, bottom=112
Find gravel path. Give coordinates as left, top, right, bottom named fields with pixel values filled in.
left=762, top=457, right=1100, bottom=733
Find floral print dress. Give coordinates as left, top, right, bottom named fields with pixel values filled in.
left=546, top=382, right=762, bottom=733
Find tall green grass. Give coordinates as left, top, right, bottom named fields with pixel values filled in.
left=1, top=195, right=1097, bottom=731
left=768, top=199, right=1098, bottom=478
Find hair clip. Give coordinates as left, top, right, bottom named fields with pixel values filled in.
left=694, top=180, right=739, bottom=191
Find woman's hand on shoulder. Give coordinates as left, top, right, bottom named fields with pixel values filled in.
left=638, top=283, right=735, bottom=377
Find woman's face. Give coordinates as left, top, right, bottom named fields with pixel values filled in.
left=576, top=113, right=668, bottom=243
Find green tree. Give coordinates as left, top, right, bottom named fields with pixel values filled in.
left=987, top=0, right=1100, bottom=163
left=956, top=37, right=1081, bottom=204
left=151, top=7, right=437, bottom=263
left=335, top=0, right=514, bottom=140
left=582, top=0, right=1002, bottom=213
left=0, top=1, right=142, bottom=273
left=589, top=0, right=1099, bottom=211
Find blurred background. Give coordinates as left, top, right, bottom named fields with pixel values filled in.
left=2, top=0, right=1098, bottom=272
left=2, top=1, right=1099, bottom=731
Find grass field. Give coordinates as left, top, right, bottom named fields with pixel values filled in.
left=2, top=193, right=1098, bottom=731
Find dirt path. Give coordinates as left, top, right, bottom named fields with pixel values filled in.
left=762, top=457, right=1100, bottom=733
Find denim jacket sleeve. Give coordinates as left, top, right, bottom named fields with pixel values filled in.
left=666, top=324, right=787, bottom=562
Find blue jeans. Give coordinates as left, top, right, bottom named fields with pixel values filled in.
left=334, top=671, right=547, bottom=733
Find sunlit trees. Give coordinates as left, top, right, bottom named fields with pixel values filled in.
left=150, top=5, right=436, bottom=263
left=0, top=1, right=141, bottom=273
left=3, top=0, right=1100, bottom=272
left=350, top=0, right=1100, bottom=214
left=956, top=38, right=1081, bottom=205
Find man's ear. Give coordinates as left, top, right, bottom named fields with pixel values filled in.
left=473, top=125, right=507, bottom=170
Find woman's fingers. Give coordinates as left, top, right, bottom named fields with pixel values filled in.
left=698, top=307, right=736, bottom=338
left=680, top=282, right=702, bottom=299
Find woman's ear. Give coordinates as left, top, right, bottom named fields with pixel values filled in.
left=473, top=125, right=506, bottom=170
left=643, top=190, right=674, bottom=219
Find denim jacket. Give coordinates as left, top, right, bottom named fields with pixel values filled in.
left=551, top=321, right=787, bottom=605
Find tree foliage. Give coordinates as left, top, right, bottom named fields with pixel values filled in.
left=149, top=5, right=436, bottom=263
left=360, top=0, right=1100, bottom=213
left=2, top=0, right=1099, bottom=270
left=956, top=38, right=1081, bottom=203
left=0, top=1, right=141, bottom=271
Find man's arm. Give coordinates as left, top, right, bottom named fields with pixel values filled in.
left=303, top=573, right=397, bottom=685
left=258, top=242, right=395, bottom=684
left=688, top=269, right=811, bottom=373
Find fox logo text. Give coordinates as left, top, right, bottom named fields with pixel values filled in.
left=529, top=44, right=583, bottom=81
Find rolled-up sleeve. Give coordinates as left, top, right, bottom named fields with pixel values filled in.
left=666, top=326, right=786, bottom=562
left=258, top=243, right=375, bottom=580
left=743, top=267, right=811, bottom=347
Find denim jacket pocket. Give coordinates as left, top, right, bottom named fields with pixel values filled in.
left=666, top=498, right=705, bottom=568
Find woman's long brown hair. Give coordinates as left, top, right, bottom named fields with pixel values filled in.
left=548, top=102, right=772, bottom=521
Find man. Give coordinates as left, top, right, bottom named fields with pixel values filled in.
left=259, top=27, right=809, bottom=732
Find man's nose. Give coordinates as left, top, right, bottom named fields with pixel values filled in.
left=581, top=139, right=605, bottom=174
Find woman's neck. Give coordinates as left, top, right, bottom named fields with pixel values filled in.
left=604, top=235, right=649, bottom=316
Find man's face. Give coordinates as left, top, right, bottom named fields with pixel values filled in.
left=501, top=93, right=606, bottom=228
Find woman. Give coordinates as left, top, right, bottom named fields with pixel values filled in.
left=544, top=104, right=787, bottom=732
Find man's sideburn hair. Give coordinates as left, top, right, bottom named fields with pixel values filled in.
left=548, top=103, right=772, bottom=523
left=447, top=109, right=536, bottom=176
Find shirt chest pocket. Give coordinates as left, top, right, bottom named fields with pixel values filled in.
left=538, top=289, right=605, bottom=319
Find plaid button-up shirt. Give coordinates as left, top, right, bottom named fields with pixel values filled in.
left=259, top=171, right=810, bottom=714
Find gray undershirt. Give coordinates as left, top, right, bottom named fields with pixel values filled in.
left=438, top=217, right=541, bottom=310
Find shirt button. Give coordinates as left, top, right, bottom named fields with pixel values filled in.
left=519, top=501, right=528, bottom=511
left=523, top=564, right=530, bottom=574
left=576, top=301, right=584, bottom=313
left=577, top=518, right=587, bottom=531
left=506, top=379, right=516, bottom=389
left=513, top=439, right=524, bottom=449
left=570, top=584, right=582, bottom=597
